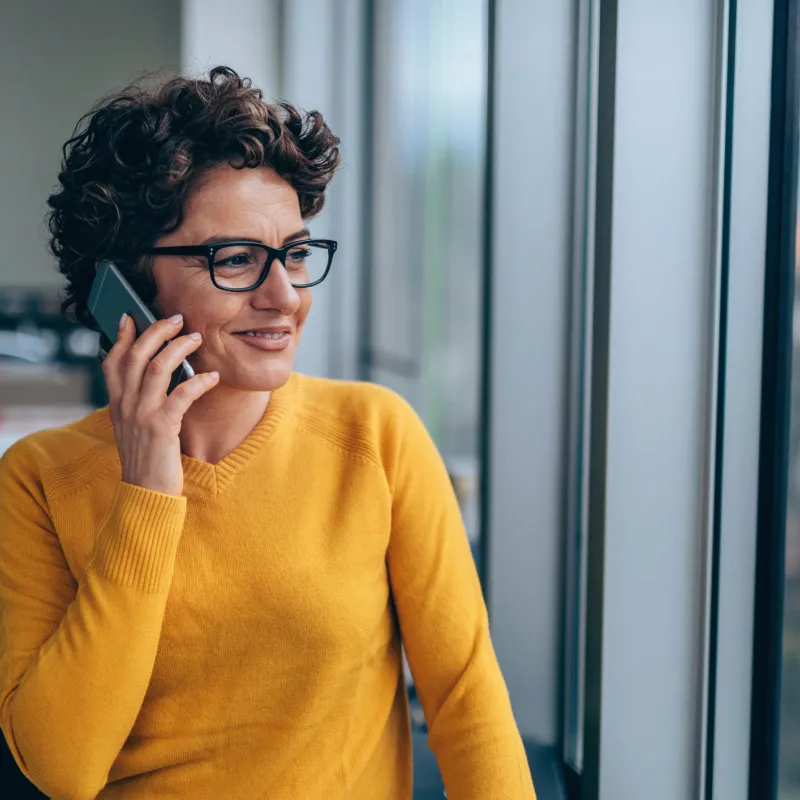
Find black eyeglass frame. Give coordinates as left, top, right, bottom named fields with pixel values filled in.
left=147, top=238, right=338, bottom=291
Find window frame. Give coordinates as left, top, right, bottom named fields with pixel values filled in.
left=749, top=0, right=800, bottom=798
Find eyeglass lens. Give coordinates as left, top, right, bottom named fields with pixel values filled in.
left=212, top=242, right=331, bottom=289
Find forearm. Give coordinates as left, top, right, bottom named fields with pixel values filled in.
left=4, top=578, right=171, bottom=798
left=425, top=636, right=536, bottom=799
left=380, top=387, right=536, bottom=797
left=1, top=482, right=185, bottom=799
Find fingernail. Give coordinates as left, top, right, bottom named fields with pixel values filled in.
left=190, top=332, right=202, bottom=341
left=169, top=314, right=183, bottom=325
left=118, top=313, right=128, bottom=330
left=209, top=371, right=219, bottom=380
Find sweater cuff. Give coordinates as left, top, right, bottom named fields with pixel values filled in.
left=90, top=481, right=187, bottom=594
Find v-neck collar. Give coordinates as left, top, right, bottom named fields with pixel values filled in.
left=180, top=372, right=299, bottom=495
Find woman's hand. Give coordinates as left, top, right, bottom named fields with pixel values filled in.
left=102, top=313, right=219, bottom=497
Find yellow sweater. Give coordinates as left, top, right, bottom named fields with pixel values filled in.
left=0, top=373, right=535, bottom=799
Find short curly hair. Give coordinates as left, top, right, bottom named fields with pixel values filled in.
left=47, top=66, right=341, bottom=330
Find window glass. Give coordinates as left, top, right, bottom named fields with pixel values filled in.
left=369, top=0, right=488, bottom=565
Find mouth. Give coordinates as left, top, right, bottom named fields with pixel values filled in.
left=232, top=327, right=292, bottom=352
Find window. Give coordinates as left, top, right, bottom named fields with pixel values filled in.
left=367, top=0, right=488, bottom=569
left=780, top=150, right=800, bottom=800
left=751, top=3, right=800, bottom=797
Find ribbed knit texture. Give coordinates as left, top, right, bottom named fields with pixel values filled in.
left=0, top=373, right=536, bottom=799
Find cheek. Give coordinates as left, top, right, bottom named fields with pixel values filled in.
left=153, top=278, right=205, bottom=323
left=296, top=291, right=312, bottom=330
left=181, top=296, right=245, bottom=339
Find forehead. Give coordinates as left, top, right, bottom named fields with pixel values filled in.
left=181, top=164, right=302, bottom=233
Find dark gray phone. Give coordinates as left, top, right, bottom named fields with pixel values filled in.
left=88, top=260, right=195, bottom=394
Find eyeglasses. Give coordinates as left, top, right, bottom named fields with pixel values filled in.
left=147, top=239, right=338, bottom=292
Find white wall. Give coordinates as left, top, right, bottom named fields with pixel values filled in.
left=181, top=0, right=282, bottom=100
left=0, top=0, right=181, bottom=288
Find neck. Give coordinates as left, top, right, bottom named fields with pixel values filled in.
left=178, top=384, right=272, bottom=464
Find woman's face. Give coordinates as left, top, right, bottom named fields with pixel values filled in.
left=150, top=164, right=311, bottom=392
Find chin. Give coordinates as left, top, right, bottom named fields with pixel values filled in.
left=230, top=359, right=294, bottom=392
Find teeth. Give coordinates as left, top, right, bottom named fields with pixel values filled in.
left=243, top=332, right=287, bottom=339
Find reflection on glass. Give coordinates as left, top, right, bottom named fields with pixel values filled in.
left=780, top=158, right=800, bottom=799
left=369, top=0, right=487, bottom=560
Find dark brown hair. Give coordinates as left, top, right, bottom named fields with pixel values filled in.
left=47, top=66, right=341, bottom=329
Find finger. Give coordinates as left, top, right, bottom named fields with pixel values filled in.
left=138, top=333, right=204, bottom=408
left=161, top=371, right=220, bottom=422
left=102, top=313, right=136, bottom=409
left=121, top=315, right=185, bottom=398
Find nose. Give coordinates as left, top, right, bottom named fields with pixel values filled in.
left=250, top=256, right=302, bottom=315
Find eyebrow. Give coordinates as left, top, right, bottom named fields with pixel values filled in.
left=199, top=228, right=311, bottom=247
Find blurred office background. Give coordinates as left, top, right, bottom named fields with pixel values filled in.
left=1, top=1, right=799, bottom=799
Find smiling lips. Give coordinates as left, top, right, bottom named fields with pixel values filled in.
left=233, top=327, right=292, bottom=351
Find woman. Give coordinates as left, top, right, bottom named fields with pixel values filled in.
left=0, top=67, right=536, bottom=799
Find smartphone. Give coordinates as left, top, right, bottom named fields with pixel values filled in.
left=88, top=260, right=196, bottom=394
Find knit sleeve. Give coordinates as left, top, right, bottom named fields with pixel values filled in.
left=381, top=391, right=536, bottom=799
left=0, top=439, right=186, bottom=800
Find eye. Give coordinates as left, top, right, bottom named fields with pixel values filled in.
left=216, top=253, right=251, bottom=268
left=214, top=246, right=260, bottom=270
left=287, top=247, right=312, bottom=263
